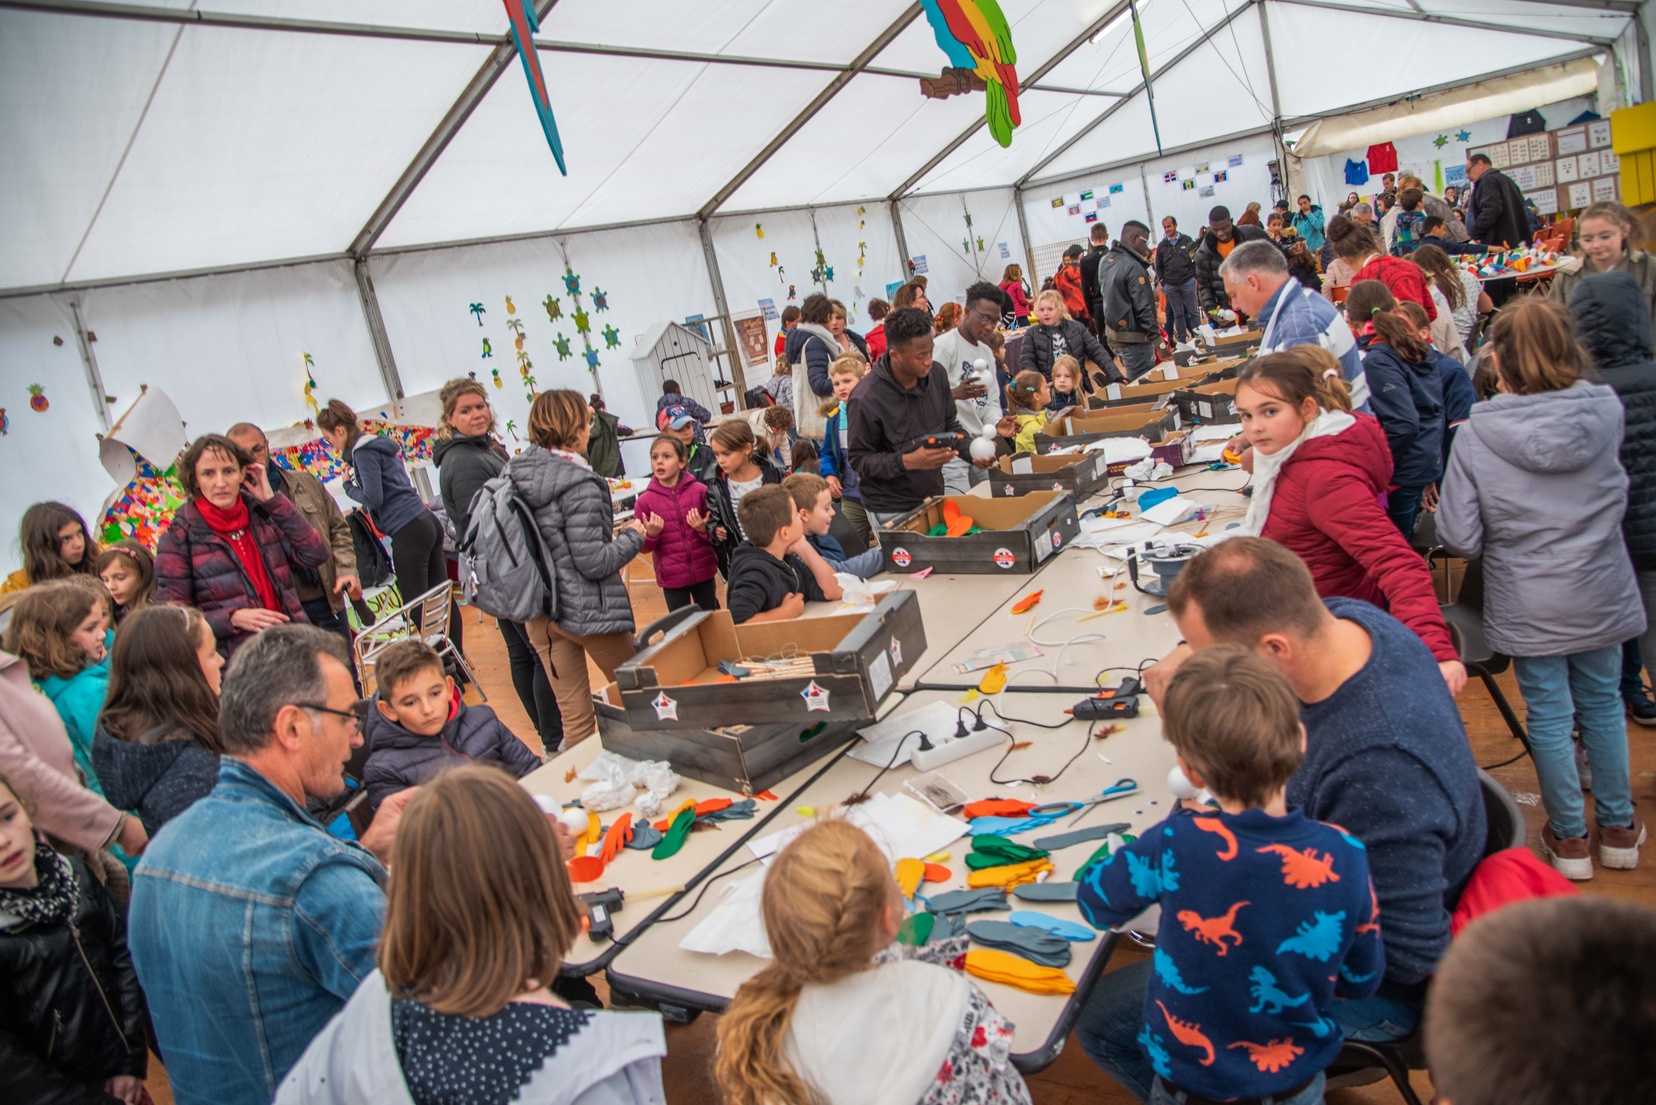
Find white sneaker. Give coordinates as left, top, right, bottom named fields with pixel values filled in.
left=1542, top=825, right=1594, bottom=881
left=1599, top=813, right=1647, bottom=870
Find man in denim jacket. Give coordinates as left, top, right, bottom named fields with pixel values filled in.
left=129, top=626, right=414, bottom=1105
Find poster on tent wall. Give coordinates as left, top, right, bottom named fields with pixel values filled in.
left=735, top=314, right=769, bottom=367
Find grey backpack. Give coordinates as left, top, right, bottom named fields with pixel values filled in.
left=458, top=476, right=557, bottom=623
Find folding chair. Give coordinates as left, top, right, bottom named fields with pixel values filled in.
left=353, top=582, right=485, bottom=700
left=1437, top=558, right=1529, bottom=752
left=1331, top=771, right=1524, bottom=1104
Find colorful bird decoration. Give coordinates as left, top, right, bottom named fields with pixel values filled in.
left=481, top=338, right=493, bottom=358
left=0, top=408, right=8, bottom=435
left=918, top=0, right=1021, bottom=147
left=502, top=0, right=567, bottom=174
left=301, top=352, right=319, bottom=415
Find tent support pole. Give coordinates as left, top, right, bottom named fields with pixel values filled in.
left=1013, top=187, right=1037, bottom=286
left=697, top=218, right=749, bottom=410
left=353, top=259, right=406, bottom=406
left=1636, top=11, right=1652, bottom=102
left=1258, top=1, right=1291, bottom=204
left=891, top=201, right=912, bottom=271
left=68, top=298, right=111, bottom=434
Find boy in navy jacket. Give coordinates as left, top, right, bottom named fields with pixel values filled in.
left=1079, top=646, right=1382, bottom=1105
left=362, top=640, right=541, bottom=807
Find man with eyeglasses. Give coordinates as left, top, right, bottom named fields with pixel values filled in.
left=931, top=281, right=1008, bottom=493
left=128, top=625, right=417, bottom=1105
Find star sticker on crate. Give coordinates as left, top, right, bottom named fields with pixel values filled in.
left=602, top=324, right=621, bottom=349
left=801, top=681, right=831, bottom=712
left=889, top=638, right=903, bottom=668
left=652, top=692, right=678, bottom=721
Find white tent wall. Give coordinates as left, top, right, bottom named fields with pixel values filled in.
left=1296, top=95, right=1598, bottom=213
left=370, top=220, right=716, bottom=463
left=896, top=188, right=1030, bottom=307
left=0, top=295, right=116, bottom=547
left=1020, top=175, right=1154, bottom=285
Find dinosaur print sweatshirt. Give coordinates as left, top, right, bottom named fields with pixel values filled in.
left=1078, top=805, right=1384, bottom=1099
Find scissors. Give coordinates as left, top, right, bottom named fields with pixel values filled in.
left=969, top=801, right=1084, bottom=837
left=1068, top=778, right=1140, bottom=824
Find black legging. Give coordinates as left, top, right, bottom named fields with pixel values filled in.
left=498, top=617, right=563, bottom=751
left=389, top=509, right=462, bottom=651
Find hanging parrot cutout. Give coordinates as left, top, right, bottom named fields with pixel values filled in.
left=918, top=0, right=1021, bottom=147
left=502, top=0, right=567, bottom=174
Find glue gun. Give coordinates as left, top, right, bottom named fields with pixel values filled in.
left=577, top=885, right=684, bottom=942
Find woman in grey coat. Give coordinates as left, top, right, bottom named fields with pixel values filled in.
left=509, top=391, right=649, bottom=749
left=1437, top=296, right=1646, bottom=881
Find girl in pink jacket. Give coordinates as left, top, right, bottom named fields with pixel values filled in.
left=635, top=436, right=720, bottom=612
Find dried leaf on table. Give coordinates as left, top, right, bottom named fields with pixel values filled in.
left=1011, top=741, right=1033, bottom=751
left=564, top=767, right=578, bottom=783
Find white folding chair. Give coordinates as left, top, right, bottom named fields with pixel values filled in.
left=353, top=582, right=485, bottom=700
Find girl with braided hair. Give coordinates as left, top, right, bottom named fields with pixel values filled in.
left=715, top=820, right=1032, bottom=1105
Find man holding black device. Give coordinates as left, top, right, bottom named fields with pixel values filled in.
left=847, top=306, right=1014, bottom=527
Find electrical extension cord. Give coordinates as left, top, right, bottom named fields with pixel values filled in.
left=910, top=729, right=1007, bottom=771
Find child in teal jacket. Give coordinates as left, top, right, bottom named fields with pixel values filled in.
left=1, top=579, right=115, bottom=796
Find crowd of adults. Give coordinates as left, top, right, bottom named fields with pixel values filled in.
left=1, top=146, right=1654, bottom=1105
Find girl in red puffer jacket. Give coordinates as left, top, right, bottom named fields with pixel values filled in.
left=634, top=436, right=720, bottom=613
left=1234, top=347, right=1466, bottom=695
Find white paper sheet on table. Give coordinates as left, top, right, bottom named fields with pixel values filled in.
left=1190, top=424, right=1237, bottom=442
left=746, top=793, right=968, bottom=868
left=1139, top=496, right=1201, bottom=526
left=849, top=701, right=964, bottom=767
left=1189, top=442, right=1227, bottom=464
left=1081, top=436, right=1153, bottom=462
left=679, top=868, right=773, bottom=958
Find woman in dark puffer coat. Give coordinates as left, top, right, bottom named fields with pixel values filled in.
left=155, top=434, right=330, bottom=657
left=1569, top=270, right=1656, bottom=719
left=1018, top=290, right=1119, bottom=389
left=510, top=391, right=648, bottom=750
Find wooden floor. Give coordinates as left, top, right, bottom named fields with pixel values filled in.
left=144, top=562, right=1656, bottom=1104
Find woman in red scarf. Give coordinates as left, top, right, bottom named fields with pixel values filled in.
left=155, top=434, right=332, bottom=656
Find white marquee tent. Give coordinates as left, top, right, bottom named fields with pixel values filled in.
left=0, top=0, right=1647, bottom=546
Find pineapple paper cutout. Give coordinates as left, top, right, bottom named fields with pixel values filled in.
left=28, top=384, right=48, bottom=413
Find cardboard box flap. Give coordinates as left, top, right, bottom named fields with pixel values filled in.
left=894, top=490, right=1062, bottom=534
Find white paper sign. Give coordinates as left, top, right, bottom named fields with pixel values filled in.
left=1512, top=165, right=1538, bottom=190
left=1556, top=157, right=1579, bottom=183
left=1530, top=135, right=1552, bottom=161
left=1569, top=181, right=1593, bottom=209
left=1602, top=150, right=1620, bottom=174
left=1528, top=189, right=1558, bottom=216
left=1557, top=128, right=1588, bottom=156
left=1589, top=120, right=1612, bottom=149
left=1593, top=176, right=1618, bottom=202
left=1578, top=152, right=1602, bottom=178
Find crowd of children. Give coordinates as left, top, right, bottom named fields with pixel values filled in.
left=4, top=182, right=1656, bottom=1105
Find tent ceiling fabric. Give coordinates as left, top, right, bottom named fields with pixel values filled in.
left=0, top=0, right=1631, bottom=291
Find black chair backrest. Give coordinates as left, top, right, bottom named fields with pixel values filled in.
left=1455, top=557, right=1486, bottom=611
left=1477, top=768, right=1525, bottom=856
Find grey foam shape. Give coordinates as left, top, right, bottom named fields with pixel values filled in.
left=924, top=888, right=1009, bottom=915
left=1032, top=822, right=1132, bottom=851
left=1012, top=882, right=1079, bottom=902
left=623, top=823, right=664, bottom=851
left=965, top=920, right=1072, bottom=967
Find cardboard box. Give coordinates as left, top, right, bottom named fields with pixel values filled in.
left=1033, top=407, right=1180, bottom=453
left=988, top=450, right=1113, bottom=500
left=1103, top=376, right=1193, bottom=404
left=1170, top=378, right=1241, bottom=425
left=1151, top=431, right=1195, bottom=468
left=614, top=591, right=924, bottom=731
left=594, top=684, right=862, bottom=795
left=878, top=490, right=1080, bottom=575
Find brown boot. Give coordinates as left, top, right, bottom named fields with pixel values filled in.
left=1542, top=824, right=1593, bottom=881
left=1599, top=811, right=1647, bottom=871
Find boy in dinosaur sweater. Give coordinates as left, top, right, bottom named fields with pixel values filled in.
left=1078, top=646, right=1383, bottom=1105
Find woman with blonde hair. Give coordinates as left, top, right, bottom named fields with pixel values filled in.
left=509, top=391, right=648, bottom=749
left=434, top=378, right=560, bottom=750
left=1018, top=288, right=1115, bottom=387
left=716, top=820, right=1031, bottom=1105
left=277, top=765, right=666, bottom=1104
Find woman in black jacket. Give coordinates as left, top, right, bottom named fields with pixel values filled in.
left=0, top=775, right=149, bottom=1105
left=432, top=377, right=562, bottom=752
left=1018, top=289, right=1118, bottom=390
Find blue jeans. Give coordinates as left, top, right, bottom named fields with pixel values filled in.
left=1116, top=342, right=1157, bottom=380
left=1621, top=638, right=1647, bottom=700
left=1152, top=1072, right=1325, bottom=1105
left=1386, top=485, right=1425, bottom=539
left=1075, top=960, right=1418, bottom=1102
left=1164, top=279, right=1201, bottom=343
left=1513, top=648, right=1633, bottom=839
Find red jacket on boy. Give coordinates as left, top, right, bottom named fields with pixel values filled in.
left=1258, top=412, right=1456, bottom=662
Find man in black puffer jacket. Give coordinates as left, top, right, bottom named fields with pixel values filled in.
left=1099, top=221, right=1163, bottom=379
left=1194, top=205, right=1271, bottom=317
left=1569, top=270, right=1656, bottom=725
